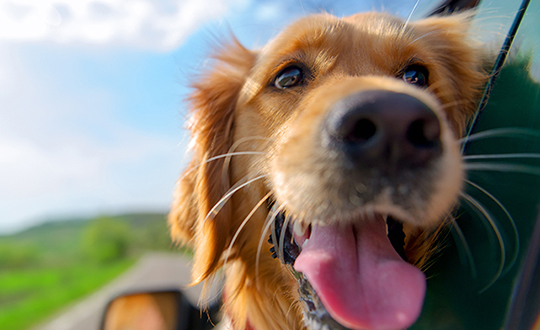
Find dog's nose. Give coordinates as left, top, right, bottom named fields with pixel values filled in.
left=324, top=90, right=442, bottom=169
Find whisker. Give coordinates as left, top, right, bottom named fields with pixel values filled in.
left=465, top=163, right=540, bottom=176
left=223, top=192, right=273, bottom=270
left=256, top=203, right=285, bottom=288
left=425, top=80, right=457, bottom=96
left=465, top=179, right=519, bottom=273
left=464, top=153, right=540, bottom=161
left=406, top=29, right=441, bottom=46
left=279, top=214, right=292, bottom=263
left=400, top=0, right=420, bottom=37
left=178, top=151, right=266, bottom=183
left=270, top=212, right=278, bottom=264
left=230, top=135, right=273, bottom=149
left=285, top=298, right=299, bottom=321
left=460, top=192, right=505, bottom=293
left=222, top=136, right=272, bottom=181
left=451, top=221, right=477, bottom=278
left=203, top=174, right=268, bottom=223
left=459, top=127, right=540, bottom=145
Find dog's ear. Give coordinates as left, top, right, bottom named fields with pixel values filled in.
left=412, top=12, right=487, bottom=135
left=169, top=38, right=256, bottom=284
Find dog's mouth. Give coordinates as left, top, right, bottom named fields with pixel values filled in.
left=269, top=211, right=426, bottom=330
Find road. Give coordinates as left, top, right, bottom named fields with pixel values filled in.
left=32, top=252, right=215, bottom=330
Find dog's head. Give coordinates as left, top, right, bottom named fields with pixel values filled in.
left=169, top=12, right=486, bottom=330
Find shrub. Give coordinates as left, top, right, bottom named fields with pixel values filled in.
left=82, top=217, right=130, bottom=263
left=0, top=242, right=39, bottom=269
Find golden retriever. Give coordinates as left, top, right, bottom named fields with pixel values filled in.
left=169, top=10, right=486, bottom=330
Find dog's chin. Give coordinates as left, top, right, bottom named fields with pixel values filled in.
left=271, top=211, right=426, bottom=330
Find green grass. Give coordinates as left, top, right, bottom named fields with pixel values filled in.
left=0, top=259, right=135, bottom=330
left=0, top=212, right=177, bottom=330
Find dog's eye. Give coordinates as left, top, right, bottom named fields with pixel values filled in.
left=274, top=66, right=304, bottom=89
left=403, top=65, right=429, bottom=87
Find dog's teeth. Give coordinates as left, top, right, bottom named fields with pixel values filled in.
left=293, top=221, right=307, bottom=237
left=383, top=214, right=389, bottom=235
left=302, top=238, right=310, bottom=248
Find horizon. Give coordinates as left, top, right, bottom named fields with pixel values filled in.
left=2, top=0, right=436, bottom=234
left=0, top=209, right=169, bottom=236
left=3, top=0, right=521, bottom=235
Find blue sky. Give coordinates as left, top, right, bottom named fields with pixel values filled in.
left=1, top=0, right=522, bottom=233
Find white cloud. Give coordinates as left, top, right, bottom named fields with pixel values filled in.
left=0, top=0, right=247, bottom=51
left=0, top=44, right=189, bottom=233
left=0, top=127, right=188, bottom=233
left=0, top=96, right=188, bottom=233
left=0, top=138, right=101, bottom=198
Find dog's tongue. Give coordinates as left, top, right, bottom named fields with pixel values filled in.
left=294, top=216, right=426, bottom=330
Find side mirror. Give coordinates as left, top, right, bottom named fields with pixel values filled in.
left=100, top=289, right=221, bottom=330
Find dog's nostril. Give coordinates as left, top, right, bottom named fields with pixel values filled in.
left=406, top=118, right=441, bottom=148
left=347, top=118, right=377, bottom=143
left=323, top=90, right=443, bottom=168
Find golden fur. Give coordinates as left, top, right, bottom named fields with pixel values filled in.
left=169, top=11, right=486, bottom=330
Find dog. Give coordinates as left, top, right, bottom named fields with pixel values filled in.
left=169, top=10, right=486, bottom=330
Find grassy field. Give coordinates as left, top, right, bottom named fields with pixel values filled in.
left=0, top=260, right=134, bottom=330
left=0, top=213, right=178, bottom=330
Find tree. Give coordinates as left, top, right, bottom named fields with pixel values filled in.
left=82, top=216, right=130, bottom=263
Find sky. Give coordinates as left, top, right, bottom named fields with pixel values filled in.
left=0, top=0, right=525, bottom=234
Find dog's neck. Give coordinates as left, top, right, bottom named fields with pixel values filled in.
left=221, top=288, right=257, bottom=330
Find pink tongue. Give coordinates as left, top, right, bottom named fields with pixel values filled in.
left=294, top=217, right=426, bottom=330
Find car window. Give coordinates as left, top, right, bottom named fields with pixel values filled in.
left=412, top=0, right=540, bottom=329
